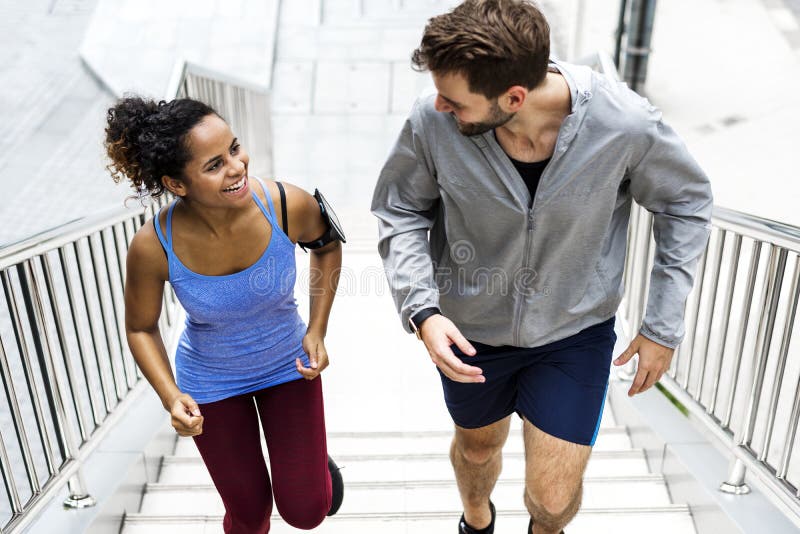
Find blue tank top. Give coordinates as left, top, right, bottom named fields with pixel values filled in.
left=153, top=178, right=309, bottom=404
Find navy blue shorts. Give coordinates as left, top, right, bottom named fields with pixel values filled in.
left=439, top=317, right=616, bottom=446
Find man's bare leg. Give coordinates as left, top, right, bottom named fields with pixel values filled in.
left=451, top=416, right=512, bottom=529
left=523, top=418, right=592, bottom=534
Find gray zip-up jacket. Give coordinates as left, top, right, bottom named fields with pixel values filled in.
left=371, top=60, right=713, bottom=349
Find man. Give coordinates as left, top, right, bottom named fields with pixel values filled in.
left=371, top=1, right=712, bottom=533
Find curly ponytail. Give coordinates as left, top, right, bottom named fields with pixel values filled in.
left=104, top=96, right=218, bottom=197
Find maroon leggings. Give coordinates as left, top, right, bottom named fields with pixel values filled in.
left=193, top=377, right=332, bottom=533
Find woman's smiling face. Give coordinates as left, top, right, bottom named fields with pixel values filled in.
left=168, top=114, right=252, bottom=206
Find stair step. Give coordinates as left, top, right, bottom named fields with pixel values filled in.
left=123, top=505, right=695, bottom=534
left=172, top=427, right=632, bottom=457
left=139, top=475, right=671, bottom=515
left=157, top=449, right=651, bottom=485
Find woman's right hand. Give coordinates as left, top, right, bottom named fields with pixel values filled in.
left=169, top=393, right=204, bottom=437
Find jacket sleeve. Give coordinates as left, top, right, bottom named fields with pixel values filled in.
left=370, top=101, right=442, bottom=332
left=627, top=104, right=714, bottom=349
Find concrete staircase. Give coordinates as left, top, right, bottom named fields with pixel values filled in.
left=116, top=203, right=698, bottom=534
left=122, top=403, right=696, bottom=533
left=119, top=2, right=698, bottom=532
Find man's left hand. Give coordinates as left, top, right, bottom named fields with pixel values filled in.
left=613, top=334, right=674, bottom=397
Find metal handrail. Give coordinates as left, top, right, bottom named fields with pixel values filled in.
left=0, top=59, right=272, bottom=531
left=621, top=203, right=800, bottom=517
left=0, top=195, right=178, bottom=532
left=580, top=51, right=800, bottom=519
left=0, top=205, right=144, bottom=270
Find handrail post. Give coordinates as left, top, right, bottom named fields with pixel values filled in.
left=21, top=260, right=97, bottom=509
left=720, top=457, right=751, bottom=495
left=720, top=247, right=786, bottom=495
left=617, top=204, right=652, bottom=381
left=63, top=470, right=97, bottom=509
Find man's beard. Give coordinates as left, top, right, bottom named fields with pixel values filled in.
left=454, top=99, right=515, bottom=136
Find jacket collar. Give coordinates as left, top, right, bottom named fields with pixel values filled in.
left=470, top=59, right=595, bottom=152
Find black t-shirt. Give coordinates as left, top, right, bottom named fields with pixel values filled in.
left=508, top=156, right=550, bottom=207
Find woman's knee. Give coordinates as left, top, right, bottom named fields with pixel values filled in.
left=213, top=476, right=273, bottom=533
left=275, top=492, right=330, bottom=530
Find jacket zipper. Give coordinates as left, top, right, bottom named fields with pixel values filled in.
left=511, top=125, right=569, bottom=345
left=513, top=209, right=536, bottom=346
left=499, top=81, right=589, bottom=346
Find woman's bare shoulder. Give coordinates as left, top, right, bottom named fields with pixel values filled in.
left=128, top=209, right=170, bottom=282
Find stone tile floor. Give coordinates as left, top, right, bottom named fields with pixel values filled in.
left=3, top=0, right=800, bottom=239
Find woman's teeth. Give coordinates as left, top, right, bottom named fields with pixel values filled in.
left=223, top=176, right=246, bottom=192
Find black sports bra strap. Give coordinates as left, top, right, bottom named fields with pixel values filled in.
left=276, top=181, right=288, bottom=235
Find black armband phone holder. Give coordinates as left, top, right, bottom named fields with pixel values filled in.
left=298, top=189, right=346, bottom=251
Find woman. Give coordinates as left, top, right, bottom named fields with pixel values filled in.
left=105, top=96, right=344, bottom=533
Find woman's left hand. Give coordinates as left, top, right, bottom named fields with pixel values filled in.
left=297, top=332, right=330, bottom=380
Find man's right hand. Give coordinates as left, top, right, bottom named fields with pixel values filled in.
left=169, top=393, right=204, bottom=437
left=419, top=314, right=484, bottom=383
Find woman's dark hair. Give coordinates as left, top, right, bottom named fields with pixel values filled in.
left=104, top=96, right=218, bottom=197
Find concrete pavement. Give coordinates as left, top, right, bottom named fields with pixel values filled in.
left=568, top=0, right=800, bottom=225
left=3, top=0, right=799, bottom=245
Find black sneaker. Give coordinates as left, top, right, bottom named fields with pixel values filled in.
left=327, top=455, right=344, bottom=516
left=527, top=517, right=564, bottom=533
left=458, top=501, right=496, bottom=533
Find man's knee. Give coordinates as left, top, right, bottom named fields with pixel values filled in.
left=454, top=438, right=503, bottom=465
left=525, top=482, right=582, bottom=526
left=453, top=423, right=508, bottom=466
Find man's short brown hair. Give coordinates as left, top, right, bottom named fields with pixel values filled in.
left=411, top=0, right=550, bottom=99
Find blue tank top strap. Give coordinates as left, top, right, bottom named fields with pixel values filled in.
left=252, top=177, right=278, bottom=224
left=153, top=206, right=172, bottom=254
left=165, top=202, right=177, bottom=249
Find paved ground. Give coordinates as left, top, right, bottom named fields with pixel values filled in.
left=80, top=0, right=279, bottom=98
left=0, top=0, right=281, bottom=248
left=655, top=0, right=800, bottom=224
left=2, top=0, right=800, bottom=247
left=572, top=0, right=800, bottom=225
left=0, top=0, right=126, bottom=247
